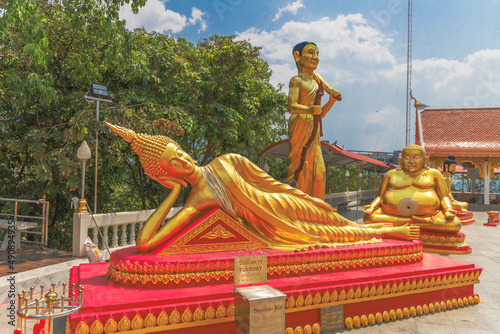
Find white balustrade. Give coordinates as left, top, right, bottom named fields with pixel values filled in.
left=72, top=207, right=181, bottom=257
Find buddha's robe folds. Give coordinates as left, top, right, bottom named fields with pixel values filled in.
left=202, top=154, right=382, bottom=251
left=287, top=79, right=325, bottom=200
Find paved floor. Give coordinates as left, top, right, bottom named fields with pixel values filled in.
left=1, top=205, right=499, bottom=333
left=337, top=205, right=500, bottom=334
left=0, top=244, right=78, bottom=277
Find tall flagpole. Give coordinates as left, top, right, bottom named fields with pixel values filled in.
left=406, top=0, right=413, bottom=146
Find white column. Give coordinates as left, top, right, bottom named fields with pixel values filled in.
left=73, top=212, right=91, bottom=257
left=484, top=160, right=490, bottom=205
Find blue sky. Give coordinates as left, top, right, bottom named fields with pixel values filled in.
left=120, top=0, right=500, bottom=152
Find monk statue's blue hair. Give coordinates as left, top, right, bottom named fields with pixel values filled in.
left=292, top=41, right=317, bottom=56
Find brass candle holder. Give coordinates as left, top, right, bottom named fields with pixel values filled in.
left=16, top=282, right=83, bottom=334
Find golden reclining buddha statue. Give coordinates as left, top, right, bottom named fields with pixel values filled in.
left=105, top=122, right=419, bottom=253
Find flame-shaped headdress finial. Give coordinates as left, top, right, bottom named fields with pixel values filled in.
left=105, top=122, right=137, bottom=143
left=105, top=122, right=180, bottom=182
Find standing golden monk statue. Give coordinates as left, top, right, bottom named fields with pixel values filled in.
left=363, top=144, right=462, bottom=234
left=287, top=41, right=342, bottom=200
left=105, top=123, right=418, bottom=253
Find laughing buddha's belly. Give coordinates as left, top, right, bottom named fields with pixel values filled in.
left=381, top=188, right=440, bottom=217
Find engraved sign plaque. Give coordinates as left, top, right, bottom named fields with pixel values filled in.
left=234, top=285, right=286, bottom=334
left=234, top=255, right=267, bottom=286
left=321, top=304, right=344, bottom=333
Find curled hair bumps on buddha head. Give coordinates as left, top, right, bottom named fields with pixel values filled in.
left=105, top=122, right=187, bottom=187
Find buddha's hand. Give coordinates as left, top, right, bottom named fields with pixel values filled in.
left=444, top=208, right=457, bottom=220
left=310, top=105, right=322, bottom=115
left=362, top=205, right=375, bottom=215
left=145, top=173, right=183, bottom=189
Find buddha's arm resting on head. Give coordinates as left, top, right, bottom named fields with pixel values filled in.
left=136, top=183, right=198, bottom=253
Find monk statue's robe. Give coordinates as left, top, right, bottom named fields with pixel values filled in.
left=287, top=78, right=325, bottom=200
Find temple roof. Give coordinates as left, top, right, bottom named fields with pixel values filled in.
left=417, top=106, right=500, bottom=157
left=258, top=139, right=392, bottom=172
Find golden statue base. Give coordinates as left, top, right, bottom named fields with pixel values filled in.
left=420, top=232, right=472, bottom=254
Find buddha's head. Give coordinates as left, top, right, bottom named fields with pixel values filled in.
left=293, top=41, right=319, bottom=71
left=105, top=122, right=195, bottom=187
left=398, top=144, right=430, bottom=175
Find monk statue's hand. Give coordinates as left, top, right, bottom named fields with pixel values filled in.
left=331, top=92, right=342, bottom=101
left=444, top=209, right=457, bottom=220
left=311, top=105, right=322, bottom=115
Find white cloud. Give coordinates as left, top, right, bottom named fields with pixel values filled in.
left=236, top=15, right=500, bottom=152
left=273, top=0, right=305, bottom=21
left=119, top=1, right=207, bottom=34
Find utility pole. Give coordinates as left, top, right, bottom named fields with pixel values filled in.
left=406, top=0, right=413, bottom=146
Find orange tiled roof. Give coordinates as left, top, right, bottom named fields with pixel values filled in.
left=417, top=106, right=500, bottom=157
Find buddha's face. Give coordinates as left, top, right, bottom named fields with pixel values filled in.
left=158, top=143, right=195, bottom=178
left=295, top=44, right=319, bottom=70
left=400, top=149, right=427, bottom=175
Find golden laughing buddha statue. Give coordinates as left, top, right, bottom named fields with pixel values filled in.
left=106, top=122, right=419, bottom=253
left=363, top=144, right=462, bottom=234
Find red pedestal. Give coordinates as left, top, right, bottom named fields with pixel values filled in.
left=484, top=211, right=500, bottom=226
left=66, top=240, right=482, bottom=333
left=457, top=210, right=476, bottom=225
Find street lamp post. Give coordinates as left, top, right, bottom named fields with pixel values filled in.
left=84, top=84, right=112, bottom=214
left=76, top=141, right=91, bottom=213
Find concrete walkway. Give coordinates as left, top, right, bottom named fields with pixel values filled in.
left=1, top=206, right=499, bottom=333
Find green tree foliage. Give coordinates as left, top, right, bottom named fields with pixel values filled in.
left=0, top=0, right=287, bottom=250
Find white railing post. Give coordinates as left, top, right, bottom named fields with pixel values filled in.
left=72, top=212, right=91, bottom=257
left=111, top=225, right=119, bottom=248
left=102, top=226, right=109, bottom=251
left=129, top=223, right=136, bottom=244
left=120, top=224, right=127, bottom=246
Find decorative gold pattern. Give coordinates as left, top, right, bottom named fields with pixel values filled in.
left=226, top=303, right=235, bottom=317
left=131, top=314, right=143, bottom=330
left=181, top=308, right=193, bottom=323
left=75, top=321, right=89, bottom=334
left=193, top=307, right=204, bottom=322
left=200, top=224, right=236, bottom=240
left=90, top=319, right=103, bottom=334
left=104, top=318, right=117, bottom=333
left=117, top=316, right=130, bottom=332
left=157, top=209, right=267, bottom=255
left=205, top=306, right=215, bottom=320
left=345, top=294, right=480, bottom=329
left=144, top=313, right=156, bottom=328
left=169, top=309, right=180, bottom=324
left=109, top=242, right=423, bottom=286
left=157, top=311, right=168, bottom=326
left=216, top=304, right=226, bottom=319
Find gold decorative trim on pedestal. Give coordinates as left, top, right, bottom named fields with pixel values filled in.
left=419, top=232, right=472, bottom=254
left=344, top=295, right=480, bottom=329
left=109, top=245, right=424, bottom=286
left=286, top=323, right=321, bottom=334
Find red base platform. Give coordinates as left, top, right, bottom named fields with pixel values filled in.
left=457, top=211, right=476, bottom=225
left=66, top=241, right=482, bottom=333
